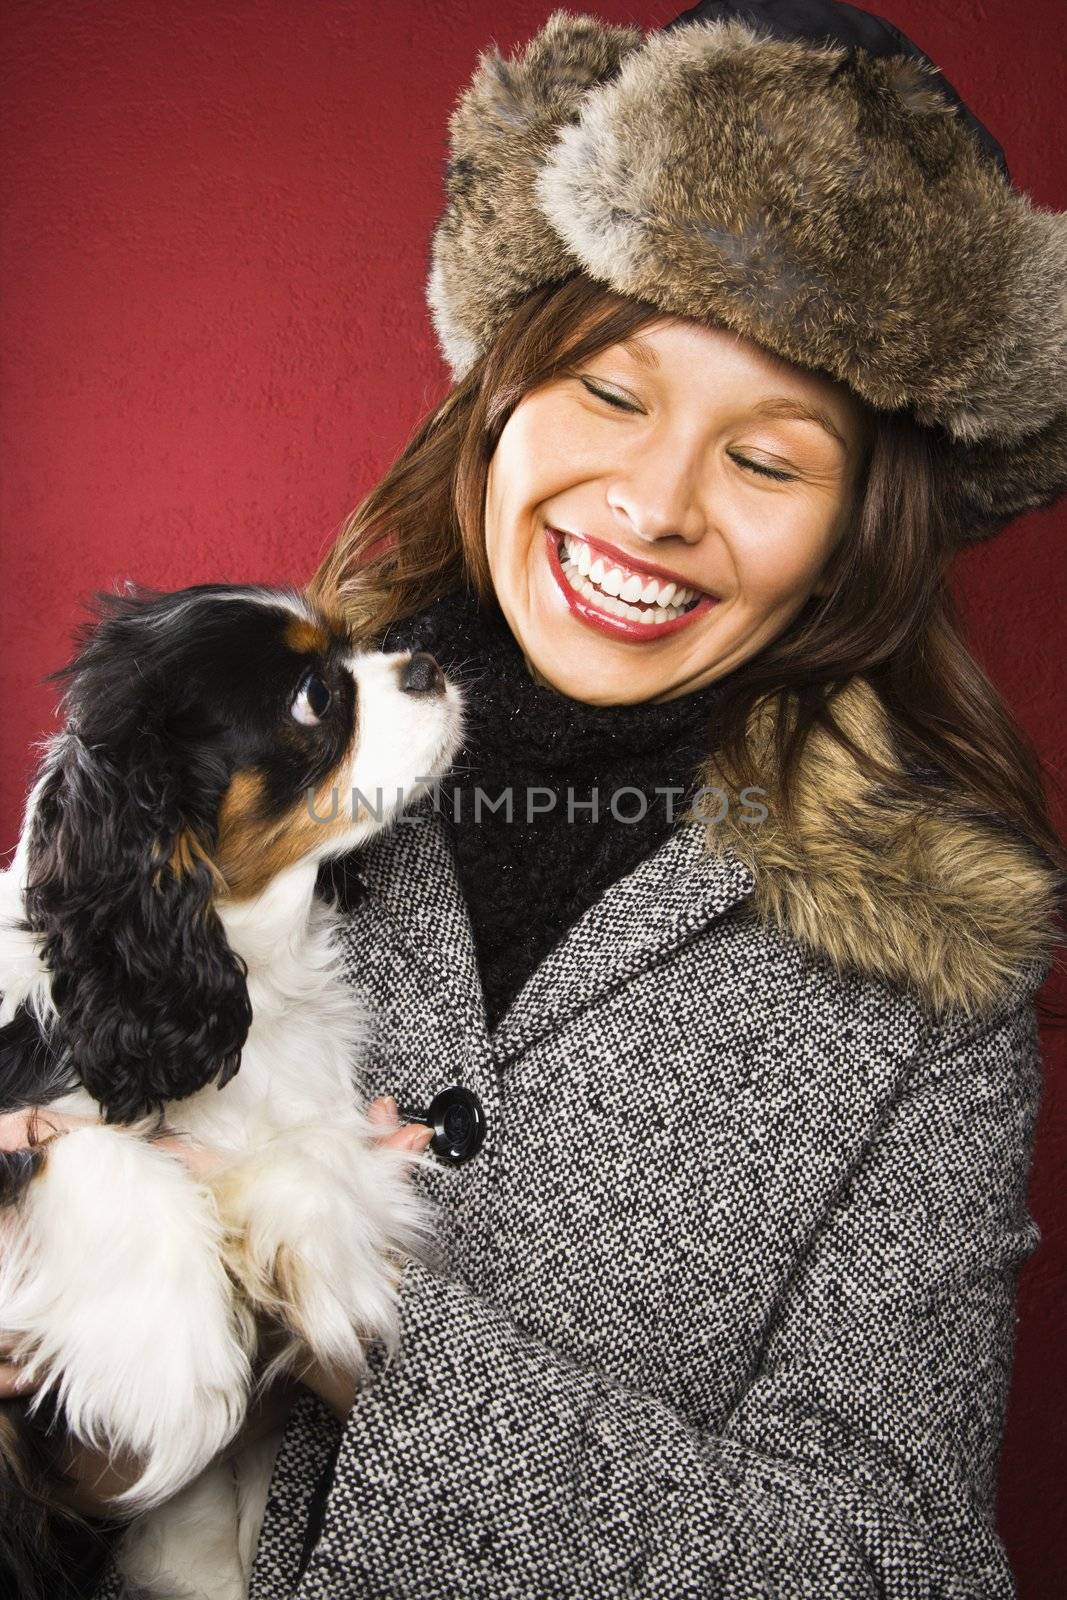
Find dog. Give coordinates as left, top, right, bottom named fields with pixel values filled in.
left=0, top=581, right=464, bottom=1599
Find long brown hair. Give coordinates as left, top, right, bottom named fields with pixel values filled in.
left=310, top=272, right=1067, bottom=964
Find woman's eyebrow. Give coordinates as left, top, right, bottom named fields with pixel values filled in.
left=620, top=335, right=661, bottom=372
left=748, top=397, right=848, bottom=452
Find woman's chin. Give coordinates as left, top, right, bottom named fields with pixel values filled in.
left=518, top=641, right=655, bottom=705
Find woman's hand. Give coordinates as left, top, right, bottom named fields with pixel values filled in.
left=0, top=1105, right=100, bottom=1152
left=0, top=1105, right=223, bottom=1182
left=16, top=1367, right=309, bottom=1523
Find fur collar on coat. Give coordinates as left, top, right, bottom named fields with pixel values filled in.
left=697, top=676, right=1063, bottom=1023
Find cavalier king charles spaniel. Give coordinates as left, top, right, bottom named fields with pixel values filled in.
left=0, top=582, right=464, bottom=1599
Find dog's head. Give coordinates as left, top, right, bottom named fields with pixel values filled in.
left=13, top=583, right=464, bottom=1122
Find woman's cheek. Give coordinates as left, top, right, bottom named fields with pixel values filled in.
left=728, top=505, right=835, bottom=612
left=515, top=396, right=609, bottom=492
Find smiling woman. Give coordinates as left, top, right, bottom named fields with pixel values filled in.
left=483, top=317, right=870, bottom=700
left=57, top=3, right=1066, bottom=1598
left=311, top=270, right=1059, bottom=879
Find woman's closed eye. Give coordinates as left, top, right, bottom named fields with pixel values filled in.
left=578, top=376, right=798, bottom=482
left=579, top=376, right=643, bottom=414
left=728, top=455, right=796, bottom=483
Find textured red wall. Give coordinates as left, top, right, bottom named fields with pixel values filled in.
left=2, top=1, right=1064, bottom=1590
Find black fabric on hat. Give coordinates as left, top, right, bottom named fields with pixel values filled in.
left=664, top=0, right=1010, bottom=178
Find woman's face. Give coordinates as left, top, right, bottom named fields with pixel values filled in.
left=484, top=317, right=869, bottom=703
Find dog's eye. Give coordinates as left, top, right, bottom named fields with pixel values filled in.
left=291, top=671, right=332, bottom=726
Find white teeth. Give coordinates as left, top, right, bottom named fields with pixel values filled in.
left=558, top=532, right=705, bottom=624
left=559, top=531, right=700, bottom=617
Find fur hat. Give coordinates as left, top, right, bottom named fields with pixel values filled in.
left=426, top=1, right=1067, bottom=543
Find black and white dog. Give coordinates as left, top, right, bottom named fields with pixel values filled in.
left=0, top=582, right=464, bottom=1599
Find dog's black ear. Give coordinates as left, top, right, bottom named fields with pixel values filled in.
left=23, top=725, right=252, bottom=1123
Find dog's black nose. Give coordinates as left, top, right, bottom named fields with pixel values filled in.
left=399, top=651, right=446, bottom=696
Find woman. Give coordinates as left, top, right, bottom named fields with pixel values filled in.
left=7, top=1, right=1067, bottom=1595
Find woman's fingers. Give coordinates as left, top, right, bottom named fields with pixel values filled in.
left=392, top=1123, right=434, bottom=1153
left=0, top=1098, right=426, bottom=1191
left=0, top=1359, right=38, bottom=1398
left=0, top=1107, right=100, bottom=1151
left=367, top=1095, right=433, bottom=1155
left=152, top=1132, right=226, bottom=1181
left=0, top=1110, right=31, bottom=1151
left=0, top=1107, right=225, bottom=1184
left=295, top=1351, right=360, bottom=1424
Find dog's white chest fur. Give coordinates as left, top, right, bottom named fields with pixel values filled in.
left=1, top=858, right=429, bottom=1600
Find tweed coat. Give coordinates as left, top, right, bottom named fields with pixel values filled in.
left=223, top=673, right=1062, bottom=1600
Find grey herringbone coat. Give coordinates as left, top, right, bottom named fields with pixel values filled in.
left=239, top=671, right=1062, bottom=1600
left=81, top=677, right=1059, bottom=1600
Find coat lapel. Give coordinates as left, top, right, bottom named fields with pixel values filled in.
left=345, top=798, right=756, bottom=1063
left=489, top=821, right=755, bottom=1062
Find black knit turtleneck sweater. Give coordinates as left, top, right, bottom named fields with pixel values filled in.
left=380, top=585, right=728, bottom=1034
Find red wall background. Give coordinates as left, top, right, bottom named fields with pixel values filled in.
left=2, top=1, right=1064, bottom=1590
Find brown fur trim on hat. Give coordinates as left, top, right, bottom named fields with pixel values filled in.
left=428, top=10, right=1067, bottom=540
left=427, top=12, right=644, bottom=378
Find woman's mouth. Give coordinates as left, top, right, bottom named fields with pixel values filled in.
left=544, top=527, right=719, bottom=642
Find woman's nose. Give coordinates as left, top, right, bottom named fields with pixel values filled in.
left=605, top=437, right=707, bottom=545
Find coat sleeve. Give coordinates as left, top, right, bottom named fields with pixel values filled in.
left=247, top=971, right=1047, bottom=1600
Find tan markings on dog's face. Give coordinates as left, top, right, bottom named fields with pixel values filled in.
left=311, top=598, right=352, bottom=646
left=283, top=617, right=332, bottom=657
left=214, top=744, right=364, bottom=903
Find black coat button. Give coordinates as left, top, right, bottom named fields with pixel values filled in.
left=397, top=1086, right=486, bottom=1165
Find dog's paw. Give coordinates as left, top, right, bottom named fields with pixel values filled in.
left=211, top=1123, right=436, bottom=1378
left=0, top=1125, right=254, bottom=1506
